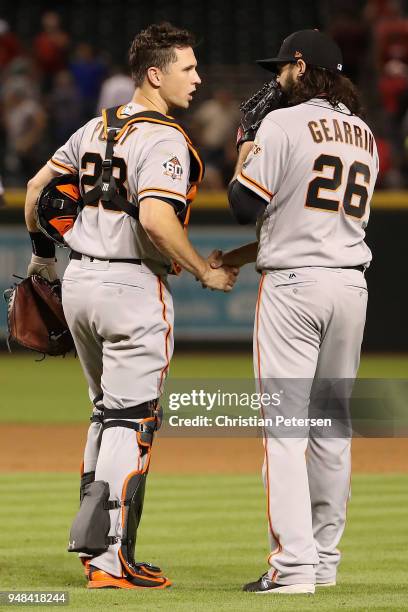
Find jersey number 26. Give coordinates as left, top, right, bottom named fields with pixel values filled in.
left=305, top=153, right=371, bottom=219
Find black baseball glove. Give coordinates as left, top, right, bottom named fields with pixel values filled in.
left=237, top=77, right=285, bottom=148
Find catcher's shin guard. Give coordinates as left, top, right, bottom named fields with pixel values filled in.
left=120, top=471, right=147, bottom=564
left=118, top=417, right=158, bottom=577
left=71, top=402, right=161, bottom=574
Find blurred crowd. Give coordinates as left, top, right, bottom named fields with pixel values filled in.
left=0, top=11, right=135, bottom=190
left=1, top=2, right=408, bottom=193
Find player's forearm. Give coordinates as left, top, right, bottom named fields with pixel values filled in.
left=140, top=200, right=208, bottom=279
left=25, top=181, right=42, bottom=231
left=25, top=165, right=58, bottom=232
left=232, top=141, right=253, bottom=181
left=151, top=225, right=207, bottom=278
left=223, top=242, right=258, bottom=267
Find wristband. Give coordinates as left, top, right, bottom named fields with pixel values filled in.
left=29, top=232, right=56, bottom=258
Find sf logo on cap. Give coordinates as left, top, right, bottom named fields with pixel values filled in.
left=163, top=156, right=183, bottom=180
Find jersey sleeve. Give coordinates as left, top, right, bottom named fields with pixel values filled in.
left=47, top=124, right=86, bottom=175
left=137, top=137, right=190, bottom=207
left=237, top=117, right=290, bottom=203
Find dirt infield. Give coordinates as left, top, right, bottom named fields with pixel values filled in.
left=0, top=424, right=407, bottom=473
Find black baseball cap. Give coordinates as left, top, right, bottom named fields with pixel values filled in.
left=257, top=29, right=343, bottom=74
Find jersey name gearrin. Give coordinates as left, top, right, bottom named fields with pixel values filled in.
left=237, top=98, right=379, bottom=270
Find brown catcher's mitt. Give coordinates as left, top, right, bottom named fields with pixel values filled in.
left=4, top=275, right=74, bottom=356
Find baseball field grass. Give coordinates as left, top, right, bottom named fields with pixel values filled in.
left=1, top=353, right=407, bottom=610
left=0, top=472, right=407, bottom=611
left=1, top=352, right=408, bottom=423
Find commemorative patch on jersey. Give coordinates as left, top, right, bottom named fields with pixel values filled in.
left=163, top=156, right=183, bottom=180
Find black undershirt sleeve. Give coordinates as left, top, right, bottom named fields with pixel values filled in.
left=29, top=231, right=56, bottom=258
left=227, top=179, right=267, bottom=225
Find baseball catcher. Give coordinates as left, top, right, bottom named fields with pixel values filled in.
left=23, top=22, right=238, bottom=592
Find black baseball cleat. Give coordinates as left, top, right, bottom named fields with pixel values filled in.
left=243, top=573, right=315, bottom=594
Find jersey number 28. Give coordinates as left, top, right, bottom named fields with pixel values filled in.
left=80, top=152, right=128, bottom=199
left=305, top=154, right=370, bottom=219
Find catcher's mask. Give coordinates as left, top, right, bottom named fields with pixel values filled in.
left=35, top=174, right=82, bottom=246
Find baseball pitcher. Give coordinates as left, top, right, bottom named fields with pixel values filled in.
left=212, top=29, right=378, bottom=594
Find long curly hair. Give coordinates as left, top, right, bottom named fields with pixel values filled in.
left=289, top=66, right=365, bottom=118
left=129, top=22, right=196, bottom=87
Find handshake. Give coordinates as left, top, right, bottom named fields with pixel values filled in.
left=26, top=251, right=242, bottom=293
left=198, top=249, right=239, bottom=293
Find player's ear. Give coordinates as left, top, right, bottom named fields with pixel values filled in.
left=296, top=59, right=306, bottom=79
left=146, top=66, right=162, bottom=88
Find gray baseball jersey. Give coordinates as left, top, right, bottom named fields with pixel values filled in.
left=237, top=98, right=378, bottom=270
left=240, top=99, right=378, bottom=587
left=48, top=102, right=191, bottom=264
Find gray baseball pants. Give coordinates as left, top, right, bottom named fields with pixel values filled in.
left=254, top=267, right=367, bottom=585
left=62, top=257, right=173, bottom=576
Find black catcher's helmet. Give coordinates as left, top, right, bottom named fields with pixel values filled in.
left=35, top=174, right=82, bottom=246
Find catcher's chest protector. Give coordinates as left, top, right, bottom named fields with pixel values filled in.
left=82, top=105, right=204, bottom=221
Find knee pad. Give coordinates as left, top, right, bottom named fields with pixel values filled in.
left=68, top=480, right=115, bottom=555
